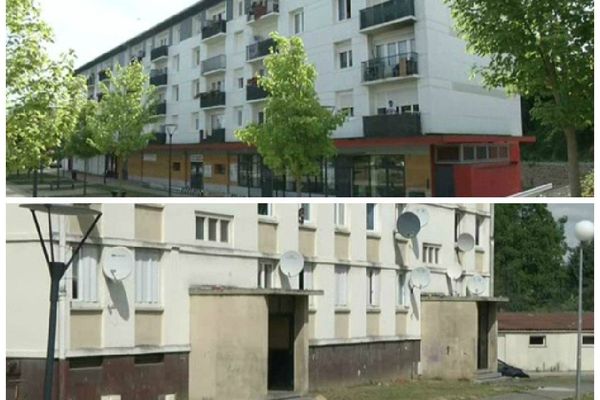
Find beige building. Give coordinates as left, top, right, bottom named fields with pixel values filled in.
left=498, top=312, right=594, bottom=373
left=7, top=203, right=501, bottom=399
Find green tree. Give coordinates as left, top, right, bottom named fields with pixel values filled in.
left=66, top=101, right=102, bottom=196
left=235, top=33, right=347, bottom=196
left=93, top=61, right=158, bottom=190
left=494, top=204, right=569, bottom=311
left=564, top=241, right=594, bottom=311
left=445, top=0, right=593, bottom=197
left=6, top=0, right=86, bottom=176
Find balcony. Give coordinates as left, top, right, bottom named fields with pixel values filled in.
left=151, top=45, right=169, bottom=62
left=360, top=0, right=416, bottom=33
left=246, top=79, right=268, bottom=101
left=130, top=51, right=145, bottom=64
left=247, top=37, right=276, bottom=61
left=200, top=91, right=226, bottom=109
left=150, top=68, right=168, bottom=86
left=362, top=53, right=418, bottom=84
left=201, top=55, right=227, bottom=75
left=247, top=0, right=279, bottom=23
left=363, top=112, right=422, bottom=138
left=202, top=19, right=227, bottom=41
left=200, top=128, right=226, bottom=144
left=153, top=101, right=167, bottom=116
left=149, top=132, right=167, bottom=145
left=98, top=69, right=110, bottom=82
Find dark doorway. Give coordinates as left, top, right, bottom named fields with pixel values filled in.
left=435, top=165, right=455, bottom=197
left=477, top=302, right=490, bottom=370
left=268, top=297, right=295, bottom=391
left=190, top=162, right=204, bottom=191
left=261, top=165, right=274, bottom=197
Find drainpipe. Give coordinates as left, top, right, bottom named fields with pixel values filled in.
left=489, top=204, right=495, bottom=297
left=58, top=215, right=68, bottom=400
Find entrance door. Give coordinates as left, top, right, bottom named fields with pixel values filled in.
left=477, top=302, right=490, bottom=370
left=435, top=165, right=455, bottom=197
left=261, top=164, right=274, bottom=197
left=268, top=297, right=295, bottom=391
left=190, top=162, right=204, bottom=191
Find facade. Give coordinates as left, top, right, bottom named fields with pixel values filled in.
left=7, top=203, right=500, bottom=399
left=498, top=312, right=594, bottom=373
left=73, top=0, right=531, bottom=197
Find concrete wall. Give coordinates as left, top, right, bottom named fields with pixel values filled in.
left=498, top=332, right=594, bottom=372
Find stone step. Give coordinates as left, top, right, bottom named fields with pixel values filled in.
left=474, top=370, right=506, bottom=384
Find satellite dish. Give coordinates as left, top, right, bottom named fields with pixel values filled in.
left=409, top=266, right=431, bottom=289
left=102, top=247, right=133, bottom=281
left=456, top=233, right=475, bottom=252
left=397, top=212, right=421, bottom=239
left=279, top=251, right=304, bottom=277
left=414, top=207, right=430, bottom=227
left=446, top=263, right=463, bottom=280
left=467, top=274, right=486, bottom=296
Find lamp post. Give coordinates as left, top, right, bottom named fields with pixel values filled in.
left=164, top=124, right=177, bottom=197
left=574, top=220, right=593, bottom=400
left=20, top=204, right=102, bottom=400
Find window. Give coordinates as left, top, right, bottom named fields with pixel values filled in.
left=235, top=107, right=243, bottom=126
left=193, top=47, right=201, bottom=66
left=334, top=204, right=346, bottom=227
left=454, top=211, right=464, bottom=242
left=238, top=154, right=261, bottom=188
left=334, top=265, right=349, bottom=307
left=366, top=204, right=377, bottom=231
left=422, top=244, right=440, bottom=265
left=196, top=214, right=231, bottom=243
left=72, top=246, right=99, bottom=302
left=583, top=336, right=594, bottom=346
left=258, top=261, right=275, bottom=288
left=292, top=9, right=304, bottom=35
left=339, top=50, right=353, bottom=69
left=529, top=335, right=546, bottom=346
left=299, top=204, right=311, bottom=224
left=337, top=0, right=352, bottom=20
left=397, top=271, right=407, bottom=307
left=135, top=249, right=161, bottom=305
left=258, top=204, right=272, bottom=216
left=336, top=90, right=354, bottom=118
left=192, top=112, right=200, bottom=131
left=237, top=0, right=244, bottom=17
left=475, top=216, right=483, bottom=246
left=366, top=268, right=380, bottom=307
left=172, top=54, right=180, bottom=72
left=172, top=162, right=181, bottom=171
left=437, top=144, right=510, bottom=164
left=238, top=77, right=244, bottom=89
left=172, top=85, right=179, bottom=102
left=301, top=263, right=314, bottom=291
left=192, top=79, right=200, bottom=98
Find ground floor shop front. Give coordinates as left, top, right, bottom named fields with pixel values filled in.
left=74, top=135, right=533, bottom=197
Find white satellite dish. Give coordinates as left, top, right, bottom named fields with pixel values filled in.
left=446, top=263, right=463, bottom=280
left=456, top=233, right=475, bottom=252
left=397, top=212, right=421, bottom=239
left=467, top=274, right=486, bottom=296
left=414, top=207, right=430, bottom=228
left=279, top=251, right=304, bottom=277
left=102, top=247, right=133, bottom=281
left=409, top=266, right=431, bottom=289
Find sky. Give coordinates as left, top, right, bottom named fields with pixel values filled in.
left=547, top=203, right=594, bottom=248
left=39, top=0, right=200, bottom=67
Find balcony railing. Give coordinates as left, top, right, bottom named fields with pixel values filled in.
left=201, top=55, right=227, bottom=74
left=200, top=91, right=226, bottom=108
left=130, top=50, right=145, bottom=64
left=247, top=0, right=279, bottom=22
left=202, top=19, right=227, bottom=40
left=153, top=101, right=167, bottom=116
left=363, top=112, right=422, bottom=138
left=247, top=37, right=276, bottom=61
left=246, top=79, right=269, bottom=101
left=149, top=132, right=167, bottom=145
left=98, top=69, right=110, bottom=81
left=200, top=128, right=226, bottom=143
left=150, top=68, right=168, bottom=86
left=151, top=45, right=169, bottom=61
left=362, top=53, right=418, bottom=82
left=360, top=0, right=415, bottom=31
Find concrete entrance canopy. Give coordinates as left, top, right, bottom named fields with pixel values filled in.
left=420, top=295, right=508, bottom=380
left=188, top=286, right=323, bottom=400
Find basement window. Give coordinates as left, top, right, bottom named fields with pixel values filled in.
left=529, top=335, right=546, bottom=347
left=69, top=356, right=103, bottom=369
left=582, top=336, right=594, bottom=346
left=134, top=353, right=164, bottom=365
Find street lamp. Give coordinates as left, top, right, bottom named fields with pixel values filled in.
left=20, top=204, right=102, bottom=400
left=574, top=220, right=593, bottom=400
left=164, top=124, right=177, bottom=197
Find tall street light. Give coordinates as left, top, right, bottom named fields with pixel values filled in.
left=20, top=204, right=102, bottom=400
left=574, top=220, right=593, bottom=400
left=165, top=124, right=178, bottom=197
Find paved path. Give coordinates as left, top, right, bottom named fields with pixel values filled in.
left=484, top=377, right=594, bottom=400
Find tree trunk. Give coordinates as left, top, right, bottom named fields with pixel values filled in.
left=295, top=177, right=302, bottom=198
left=564, top=127, right=582, bottom=197
left=119, top=156, right=128, bottom=193
left=83, top=159, right=88, bottom=196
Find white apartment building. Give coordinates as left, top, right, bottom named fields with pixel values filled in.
left=73, top=0, right=531, bottom=197
left=7, top=203, right=502, bottom=399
